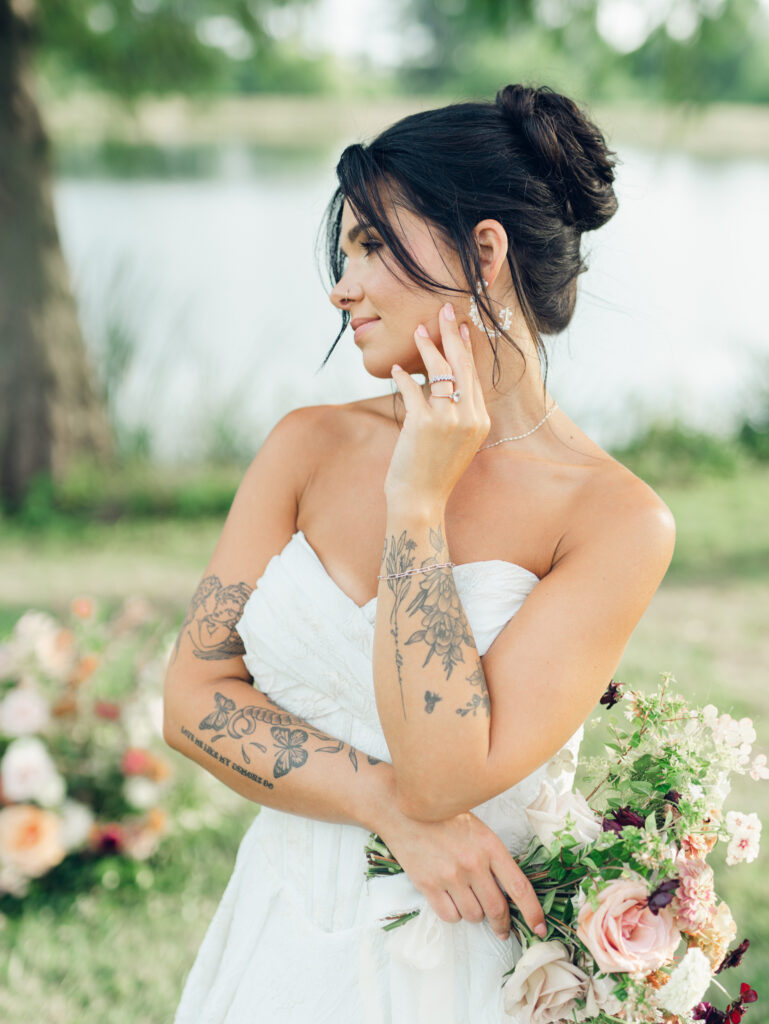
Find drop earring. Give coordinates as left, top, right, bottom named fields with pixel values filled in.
left=468, top=279, right=513, bottom=337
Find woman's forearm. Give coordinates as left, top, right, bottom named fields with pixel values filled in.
left=373, top=505, right=491, bottom=815
left=163, top=677, right=399, bottom=834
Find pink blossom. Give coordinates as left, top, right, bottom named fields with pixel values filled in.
left=672, top=856, right=716, bottom=934
left=725, top=811, right=761, bottom=865
left=749, top=754, right=769, bottom=781
left=576, top=877, right=680, bottom=974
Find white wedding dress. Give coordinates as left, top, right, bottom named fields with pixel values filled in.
left=173, top=529, right=583, bottom=1024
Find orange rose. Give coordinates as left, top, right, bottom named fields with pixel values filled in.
left=0, top=804, right=66, bottom=878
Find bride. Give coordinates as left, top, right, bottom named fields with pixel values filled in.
left=164, top=83, right=676, bottom=1022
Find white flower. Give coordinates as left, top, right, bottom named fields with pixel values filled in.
left=750, top=754, right=769, bottom=781
left=0, top=686, right=50, bottom=737
left=657, top=947, right=712, bottom=1014
left=1, top=736, right=66, bottom=807
left=123, top=776, right=162, bottom=810
left=709, top=770, right=731, bottom=808
left=709, top=713, right=756, bottom=753
left=725, top=810, right=761, bottom=865
left=12, top=612, right=74, bottom=681
left=503, top=941, right=589, bottom=1023
left=11, top=611, right=59, bottom=657
left=59, top=799, right=95, bottom=851
left=546, top=746, right=576, bottom=779
left=525, top=780, right=601, bottom=850
left=579, top=974, right=623, bottom=1020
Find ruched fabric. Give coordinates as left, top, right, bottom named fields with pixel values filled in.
left=173, top=530, right=583, bottom=1024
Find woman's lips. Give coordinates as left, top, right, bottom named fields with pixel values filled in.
left=353, top=319, right=379, bottom=342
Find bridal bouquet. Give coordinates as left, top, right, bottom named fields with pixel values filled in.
left=365, top=674, right=766, bottom=1022
left=0, top=598, right=174, bottom=900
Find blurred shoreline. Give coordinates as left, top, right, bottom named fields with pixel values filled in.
left=41, top=91, right=769, bottom=159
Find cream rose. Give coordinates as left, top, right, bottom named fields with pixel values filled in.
left=525, top=779, right=601, bottom=850
left=503, top=941, right=589, bottom=1023
left=1, top=735, right=66, bottom=806
left=576, top=877, right=680, bottom=974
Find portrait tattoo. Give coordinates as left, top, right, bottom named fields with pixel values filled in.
left=173, top=575, right=252, bottom=662
left=455, top=663, right=491, bottom=718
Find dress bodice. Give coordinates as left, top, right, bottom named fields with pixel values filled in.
left=235, top=530, right=583, bottom=857
left=173, top=530, right=586, bottom=1024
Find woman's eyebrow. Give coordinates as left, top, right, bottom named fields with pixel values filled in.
left=339, top=222, right=376, bottom=256
left=347, top=222, right=373, bottom=244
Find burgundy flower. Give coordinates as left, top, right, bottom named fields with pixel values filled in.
left=602, top=805, right=645, bottom=832
left=648, top=877, right=680, bottom=915
left=740, top=983, right=758, bottom=1004
left=716, top=939, right=750, bottom=974
left=663, top=789, right=681, bottom=805
left=694, top=1003, right=727, bottom=1024
left=599, top=678, right=623, bottom=708
left=92, top=823, right=125, bottom=854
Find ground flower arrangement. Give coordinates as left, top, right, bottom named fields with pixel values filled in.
left=0, top=598, right=178, bottom=904
left=366, top=674, right=765, bottom=1023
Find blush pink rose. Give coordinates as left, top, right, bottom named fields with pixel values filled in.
left=576, top=877, right=680, bottom=974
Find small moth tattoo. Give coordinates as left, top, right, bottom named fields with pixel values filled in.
left=424, top=690, right=443, bottom=714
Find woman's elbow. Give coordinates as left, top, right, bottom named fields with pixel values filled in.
left=395, top=779, right=471, bottom=823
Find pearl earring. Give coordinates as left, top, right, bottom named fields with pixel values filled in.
left=468, top=279, right=513, bottom=337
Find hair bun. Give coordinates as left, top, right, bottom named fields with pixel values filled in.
left=495, top=83, right=618, bottom=232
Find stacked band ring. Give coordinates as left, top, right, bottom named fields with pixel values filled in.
left=428, top=373, right=460, bottom=402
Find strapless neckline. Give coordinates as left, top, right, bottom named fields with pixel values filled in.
left=293, top=529, right=540, bottom=614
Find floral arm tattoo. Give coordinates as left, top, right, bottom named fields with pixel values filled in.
left=381, top=524, right=490, bottom=721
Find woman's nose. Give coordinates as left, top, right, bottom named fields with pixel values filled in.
left=329, top=277, right=358, bottom=310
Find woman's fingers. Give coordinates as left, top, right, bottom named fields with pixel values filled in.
left=428, top=889, right=461, bottom=924
left=414, top=325, right=454, bottom=399
left=390, top=362, right=425, bottom=413
left=467, top=873, right=512, bottom=940
left=445, top=882, right=486, bottom=925
left=490, top=854, right=547, bottom=937
left=436, top=302, right=473, bottom=400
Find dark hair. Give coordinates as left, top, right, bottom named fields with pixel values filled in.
left=316, top=83, right=619, bottom=396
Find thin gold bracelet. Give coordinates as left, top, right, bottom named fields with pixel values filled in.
left=377, top=560, right=455, bottom=581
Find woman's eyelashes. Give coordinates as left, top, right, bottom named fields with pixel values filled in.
left=339, top=239, right=382, bottom=263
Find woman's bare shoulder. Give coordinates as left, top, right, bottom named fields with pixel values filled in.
left=562, top=445, right=676, bottom=573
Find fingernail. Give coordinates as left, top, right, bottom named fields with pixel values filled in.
left=460, top=323, right=470, bottom=342
left=535, top=923, right=547, bottom=938
left=392, top=364, right=401, bottom=373
left=443, top=302, right=455, bottom=321
left=416, top=324, right=430, bottom=338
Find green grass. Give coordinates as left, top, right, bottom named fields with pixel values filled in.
left=0, top=461, right=768, bottom=1021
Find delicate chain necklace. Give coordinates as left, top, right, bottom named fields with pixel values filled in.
left=474, top=401, right=558, bottom=453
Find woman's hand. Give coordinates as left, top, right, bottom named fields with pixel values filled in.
left=386, top=302, right=491, bottom=510
left=379, top=807, right=547, bottom=942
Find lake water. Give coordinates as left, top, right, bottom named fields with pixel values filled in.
left=53, top=143, right=769, bottom=461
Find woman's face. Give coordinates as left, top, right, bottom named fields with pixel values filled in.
left=329, top=197, right=466, bottom=380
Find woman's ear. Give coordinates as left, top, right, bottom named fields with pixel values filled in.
left=473, top=219, right=508, bottom=286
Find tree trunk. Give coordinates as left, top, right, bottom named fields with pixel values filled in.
left=0, top=0, right=111, bottom=510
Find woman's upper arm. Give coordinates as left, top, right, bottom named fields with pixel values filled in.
left=479, top=478, right=676, bottom=797
left=164, top=405, right=326, bottom=698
